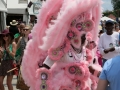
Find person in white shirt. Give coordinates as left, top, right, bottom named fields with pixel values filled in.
left=98, top=20, right=120, bottom=67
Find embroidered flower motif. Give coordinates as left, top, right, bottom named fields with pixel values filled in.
left=36, top=68, right=51, bottom=79
left=40, top=83, right=47, bottom=90
left=35, top=68, right=51, bottom=90
left=83, top=19, right=94, bottom=32
left=65, top=63, right=85, bottom=79
left=52, top=50, right=58, bottom=55
left=48, top=39, right=70, bottom=60
left=67, top=31, right=76, bottom=40
left=76, top=23, right=83, bottom=31
left=48, top=48, right=63, bottom=60
left=69, top=66, right=76, bottom=74
left=41, top=73, right=48, bottom=80
left=73, top=78, right=86, bottom=90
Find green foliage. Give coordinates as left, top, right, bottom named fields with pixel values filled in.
left=103, top=10, right=115, bottom=17
left=111, top=0, right=120, bottom=10
left=111, top=0, right=120, bottom=17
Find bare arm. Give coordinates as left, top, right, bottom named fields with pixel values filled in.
left=97, top=79, right=108, bottom=90
left=8, top=42, right=17, bottom=57
left=16, top=37, right=22, bottom=49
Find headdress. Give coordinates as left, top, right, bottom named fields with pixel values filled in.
left=21, top=0, right=102, bottom=90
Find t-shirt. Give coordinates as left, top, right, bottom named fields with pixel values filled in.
left=98, top=32, right=120, bottom=59
left=99, top=55, right=120, bottom=90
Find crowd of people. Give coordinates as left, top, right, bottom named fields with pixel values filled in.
left=96, top=20, right=120, bottom=66
left=0, top=0, right=120, bottom=90
left=97, top=20, right=120, bottom=90
left=0, top=20, right=32, bottom=90
left=0, top=19, right=120, bottom=90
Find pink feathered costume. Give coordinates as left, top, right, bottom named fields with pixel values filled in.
left=21, top=0, right=102, bottom=90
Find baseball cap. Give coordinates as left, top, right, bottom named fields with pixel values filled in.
left=105, top=20, right=114, bottom=25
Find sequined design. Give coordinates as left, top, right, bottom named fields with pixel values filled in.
left=67, top=30, right=76, bottom=40
left=73, top=79, right=85, bottom=90
left=69, top=65, right=82, bottom=75
left=83, top=20, right=94, bottom=31
left=76, top=23, right=83, bottom=31
left=41, top=73, right=48, bottom=80
left=40, top=81, right=47, bottom=90
left=48, top=39, right=70, bottom=60
left=69, top=66, right=76, bottom=74
left=40, top=72, right=48, bottom=90
left=70, top=14, right=94, bottom=32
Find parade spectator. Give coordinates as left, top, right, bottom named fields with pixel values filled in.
left=9, top=20, right=19, bottom=35
left=14, top=23, right=25, bottom=44
left=14, top=23, right=25, bottom=63
left=98, top=20, right=120, bottom=67
left=17, top=25, right=32, bottom=58
left=101, top=21, right=106, bottom=32
left=98, top=30, right=103, bottom=38
left=28, top=23, right=33, bottom=40
left=16, top=25, right=32, bottom=90
left=115, top=22, right=120, bottom=32
left=97, top=55, right=120, bottom=90
left=0, top=29, right=16, bottom=90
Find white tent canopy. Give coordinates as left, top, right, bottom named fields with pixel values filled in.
left=101, top=16, right=114, bottom=21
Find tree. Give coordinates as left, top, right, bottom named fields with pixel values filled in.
left=111, top=0, right=120, bottom=10
left=111, top=0, right=120, bottom=17
left=103, top=10, right=115, bottom=17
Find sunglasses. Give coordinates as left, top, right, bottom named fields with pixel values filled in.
left=23, top=29, right=29, bottom=31
left=3, top=34, right=9, bottom=37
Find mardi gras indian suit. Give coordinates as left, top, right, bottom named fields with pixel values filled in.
left=21, top=0, right=102, bottom=90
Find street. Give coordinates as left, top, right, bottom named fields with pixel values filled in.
left=3, top=75, right=19, bottom=90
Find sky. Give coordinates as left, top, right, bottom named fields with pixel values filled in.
left=102, top=0, right=113, bottom=11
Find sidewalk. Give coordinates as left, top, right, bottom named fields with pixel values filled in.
left=3, top=75, right=19, bottom=90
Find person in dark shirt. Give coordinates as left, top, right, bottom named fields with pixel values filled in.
left=9, top=20, right=19, bottom=35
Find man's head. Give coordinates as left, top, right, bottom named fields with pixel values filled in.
left=105, top=20, right=114, bottom=35
left=115, top=22, right=119, bottom=31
